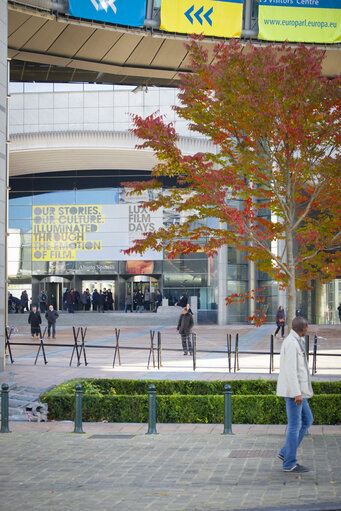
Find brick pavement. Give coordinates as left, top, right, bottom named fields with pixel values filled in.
left=0, top=424, right=340, bottom=511
left=1, top=315, right=340, bottom=510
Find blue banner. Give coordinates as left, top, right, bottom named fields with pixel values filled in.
left=67, top=0, right=147, bottom=27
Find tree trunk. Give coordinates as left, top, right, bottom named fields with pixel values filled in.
left=286, top=229, right=296, bottom=326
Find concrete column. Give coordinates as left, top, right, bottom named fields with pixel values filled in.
left=0, top=0, right=7, bottom=372
left=217, top=244, right=228, bottom=325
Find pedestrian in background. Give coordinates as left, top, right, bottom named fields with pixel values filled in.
left=125, top=292, right=132, bottom=312
left=276, top=316, right=313, bottom=473
left=136, top=289, right=144, bottom=313
left=177, top=306, right=194, bottom=355
left=45, top=304, right=59, bottom=339
left=39, top=290, right=47, bottom=313
left=153, top=290, right=162, bottom=312
left=274, top=305, right=285, bottom=338
left=20, top=290, right=29, bottom=313
left=28, top=306, right=42, bottom=339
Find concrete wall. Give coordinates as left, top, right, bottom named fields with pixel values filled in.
left=0, top=0, right=7, bottom=372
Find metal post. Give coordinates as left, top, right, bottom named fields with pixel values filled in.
left=223, top=384, right=233, bottom=435
left=312, top=335, right=318, bottom=375
left=73, top=384, right=84, bottom=434
left=157, top=331, right=162, bottom=369
left=269, top=334, right=274, bottom=374
left=305, top=334, right=309, bottom=362
left=147, top=383, right=157, bottom=434
left=192, top=333, right=196, bottom=371
left=1, top=384, right=11, bottom=433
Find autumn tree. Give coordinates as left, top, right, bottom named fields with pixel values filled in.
left=124, top=39, right=341, bottom=324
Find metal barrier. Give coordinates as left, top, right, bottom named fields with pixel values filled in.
left=1, top=384, right=10, bottom=433
left=5, top=327, right=341, bottom=374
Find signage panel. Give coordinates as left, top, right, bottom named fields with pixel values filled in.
left=160, top=0, right=243, bottom=38
left=258, top=0, right=341, bottom=44
left=31, top=204, right=163, bottom=262
left=67, top=0, right=147, bottom=27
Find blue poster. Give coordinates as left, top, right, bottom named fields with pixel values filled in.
left=68, top=0, right=147, bottom=27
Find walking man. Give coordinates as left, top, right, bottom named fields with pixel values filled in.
left=45, top=305, right=59, bottom=339
left=276, top=316, right=313, bottom=472
left=177, top=306, right=194, bottom=355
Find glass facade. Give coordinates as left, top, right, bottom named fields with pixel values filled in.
left=8, top=171, right=226, bottom=322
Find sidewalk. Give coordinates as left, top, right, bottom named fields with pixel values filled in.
left=1, top=423, right=340, bottom=511
left=1, top=316, right=340, bottom=511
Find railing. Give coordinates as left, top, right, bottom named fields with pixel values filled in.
left=5, top=326, right=341, bottom=375
left=1, top=382, right=233, bottom=435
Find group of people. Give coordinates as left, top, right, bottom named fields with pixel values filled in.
left=124, top=289, right=163, bottom=313
left=65, top=288, right=114, bottom=313
left=28, top=304, right=59, bottom=339
left=8, top=290, right=30, bottom=314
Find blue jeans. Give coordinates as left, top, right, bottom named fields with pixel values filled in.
left=136, top=305, right=143, bottom=313
left=279, top=398, right=313, bottom=469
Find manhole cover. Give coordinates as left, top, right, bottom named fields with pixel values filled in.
left=89, top=434, right=135, bottom=439
left=229, top=450, right=276, bottom=458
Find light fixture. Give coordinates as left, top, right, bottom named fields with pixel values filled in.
left=132, top=84, right=148, bottom=94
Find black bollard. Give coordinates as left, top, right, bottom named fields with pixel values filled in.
left=73, top=383, right=84, bottom=434
left=1, top=384, right=11, bottom=433
left=223, top=384, right=233, bottom=435
left=147, top=383, right=157, bottom=434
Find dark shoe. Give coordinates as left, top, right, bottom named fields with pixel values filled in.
left=283, top=464, right=310, bottom=473
left=184, top=352, right=188, bottom=355
left=277, top=453, right=284, bottom=461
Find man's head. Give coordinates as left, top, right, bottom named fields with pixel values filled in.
left=182, top=307, right=187, bottom=315
left=49, top=305, right=53, bottom=311
left=292, top=316, right=308, bottom=336
left=32, top=306, right=37, bottom=313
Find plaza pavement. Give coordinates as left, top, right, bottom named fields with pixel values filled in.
left=0, top=312, right=340, bottom=510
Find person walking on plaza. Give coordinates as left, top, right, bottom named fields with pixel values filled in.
left=136, top=289, right=144, bottom=313
left=28, top=306, right=42, bottom=339
left=274, top=305, right=285, bottom=338
left=276, top=316, right=313, bottom=473
left=153, top=290, right=162, bottom=312
left=20, top=290, right=29, bottom=313
left=338, top=303, right=341, bottom=324
left=45, top=304, right=59, bottom=339
left=125, top=292, right=132, bottom=312
left=177, top=306, right=194, bottom=355
left=39, top=289, right=47, bottom=313
left=98, top=290, right=106, bottom=313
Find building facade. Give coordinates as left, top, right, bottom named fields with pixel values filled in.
left=7, top=83, right=341, bottom=324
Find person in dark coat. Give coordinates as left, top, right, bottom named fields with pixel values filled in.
left=28, top=306, right=42, bottom=338
left=177, top=307, right=194, bottom=355
left=39, top=290, right=47, bottom=313
left=136, top=290, right=144, bottom=313
left=92, top=289, right=99, bottom=311
left=107, top=289, right=114, bottom=310
left=98, top=291, right=106, bottom=313
left=275, top=305, right=286, bottom=338
left=45, top=305, right=59, bottom=339
left=65, top=290, right=74, bottom=313
left=20, top=290, right=29, bottom=313
left=176, top=294, right=188, bottom=308
left=153, top=290, right=162, bottom=312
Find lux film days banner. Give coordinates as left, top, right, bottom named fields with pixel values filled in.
left=31, top=204, right=163, bottom=262
left=258, top=0, right=341, bottom=44
left=67, top=0, right=147, bottom=27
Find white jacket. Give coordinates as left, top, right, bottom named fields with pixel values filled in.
left=276, top=329, right=313, bottom=399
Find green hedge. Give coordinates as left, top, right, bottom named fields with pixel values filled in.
left=40, top=379, right=341, bottom=425
left=41, top=378, right=341, bottom=396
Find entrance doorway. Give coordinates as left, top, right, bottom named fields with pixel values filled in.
left=125, top=276, right=159, bottom=311
left=43, top=282, right=62, bottom=310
